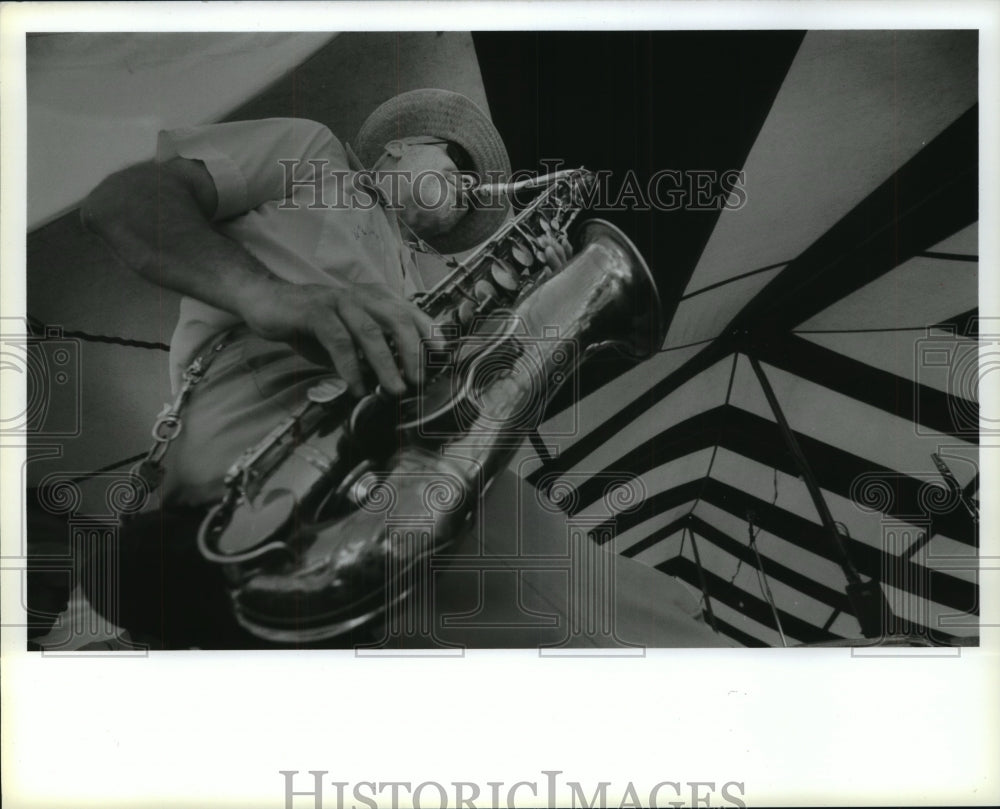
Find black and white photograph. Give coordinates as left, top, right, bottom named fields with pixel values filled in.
left=2, top=2, right=998, bottom=807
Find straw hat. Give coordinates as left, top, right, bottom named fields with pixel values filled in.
left=354, top=88, right=511, bottom=254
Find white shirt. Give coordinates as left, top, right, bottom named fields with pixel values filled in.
left=156, top=117, right=423, bottom=391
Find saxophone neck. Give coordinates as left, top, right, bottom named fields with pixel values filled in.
left=465, top=166, right=593, bottom=257
left=417, top=166, right=595, bottom=318
left=468, top=167, right=591, bottom=196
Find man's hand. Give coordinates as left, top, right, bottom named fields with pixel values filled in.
left=239, top=278, right=434, bottom=397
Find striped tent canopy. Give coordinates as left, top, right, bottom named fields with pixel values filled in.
left=478, top=29, right=980, bottom=646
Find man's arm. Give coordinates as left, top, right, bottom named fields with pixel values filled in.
left=80, top=156, right=429, bottom=396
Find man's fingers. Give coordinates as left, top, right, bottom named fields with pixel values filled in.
left=389, top=319, right=423, bottom=386
left=539, top=232, right=571, bottom=271
left=555, top=236, right=571, bottom=265
left=558, top=233, right=572, bottom=258
left=413, top=308, right=449, bottom=353
left=361, top=298, right=426, bottom=385
left=411, top=307, right=435, bottom=341
left=315, top=319, right=366, bottom=397
left=339, top=307, right=407, bottom=395
left=367, top=294, right=445, bottom=380
left=543, top=242, right=561, bottom=271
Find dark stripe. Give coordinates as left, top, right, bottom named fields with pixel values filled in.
left=657, top=556, right=840, bottom=645
left=720, top=410, right=976, bottom=546
left=528, top=430, right=553, bottom=464
left=794, top=326, right=951, bottom=335
left=688, top=515, right=852, bottom=614
left=710, top=615, right=768, bottom=648
left=660, top=338, right=719, bottom=352
left=557, top=405, right=727, bottom=515
left=752, top=333, right=978, bottom=442
left=538, top=337, right=721, bottom=429
left=475, top=30, right=806, bottom=411
left=656, top=532, right=956, bottom=645
left=66, top=453, right=147, bottom=485
left=934, top=307, right=979, bottom=338
left=962, top=472, right=979, bottom=499
left=689, top=358, right=738, bottom=516
left=722, top=352, right=739, bottom=403
left=696, top=478, right=976, bottom=617
left=688, top=529, right=720, bottom=632
left=733, top=104, right=979, bottom=333
left=680, top=261, right=790, bottom=301
left=590, top=479, right=705, bottom=543
left=687, top=444, right=721, bottom=520
left=821, top=608, right=842, bottom=632
left=527, top=342, right=735, bottom=485
left=920, top=251, right=978, bottom=262
left=597, top=471, right=974, bottom=615
left=619, top=516, right=689, bottom=556
left=566, top=405, right=975, bottom=546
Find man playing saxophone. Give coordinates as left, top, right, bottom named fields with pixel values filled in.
left=80, top=89, right=567, bottom=646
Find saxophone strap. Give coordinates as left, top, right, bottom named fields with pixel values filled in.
left=130, top=331, right=233, bottom=494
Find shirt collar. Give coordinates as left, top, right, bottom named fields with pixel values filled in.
left=346, top=141, right=423, bottom=286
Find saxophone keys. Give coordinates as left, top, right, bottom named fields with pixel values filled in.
left=458, top=299, right=477, bottom=326
left=489, top=258, right=520, bottom=292
left=510, top=237, right=534, bottom=268
left=473, top=279, right=498, bottom=303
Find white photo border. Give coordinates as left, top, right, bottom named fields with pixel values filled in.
left=2, top=2, right=998, bottom=808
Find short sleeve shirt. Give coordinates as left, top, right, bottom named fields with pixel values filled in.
left=156, top=117, right=423, bottom=390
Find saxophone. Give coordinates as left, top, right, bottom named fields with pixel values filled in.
left=196, top=168, right=664, bottom=643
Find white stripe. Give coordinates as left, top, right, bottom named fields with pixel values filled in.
left=538, top=342, right=705, bottom=443
left=665, top=268, right=783, bottom=347
left=572, top=447, right=715, bottom=521
left=613, top=504, right=694, bottom=557
left=739, top=358, right=978, bottom=486
left=798, top=254, right=977, bottom=332
left=694, top=501, right=849, bottom=594
left=798, top=330, right=979, bottom=395
left=880, top=582, right=978, bottom=638
left=559, top=357, right=733, bottom=479
left=683, top=30, right=976, bottom=295
left=628, top=529, right=686, bottom=569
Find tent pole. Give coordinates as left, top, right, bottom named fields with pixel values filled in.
left=746, top=356, right=862, bottom=588
left=746, top=517, right=788, bottom=647
left=686, top=525, right=719, bottom=633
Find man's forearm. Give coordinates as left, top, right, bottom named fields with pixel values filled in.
left=80, top=161, right=279, bottom=321
left=81, top=158, right=433, bottom=395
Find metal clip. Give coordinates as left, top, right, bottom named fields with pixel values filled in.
left=131, top=337, right=228, bottom=495
left=152, top=406, right=183, bottom=442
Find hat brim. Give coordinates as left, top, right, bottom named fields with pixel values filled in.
left=354, top=89, right=511, bottom=254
